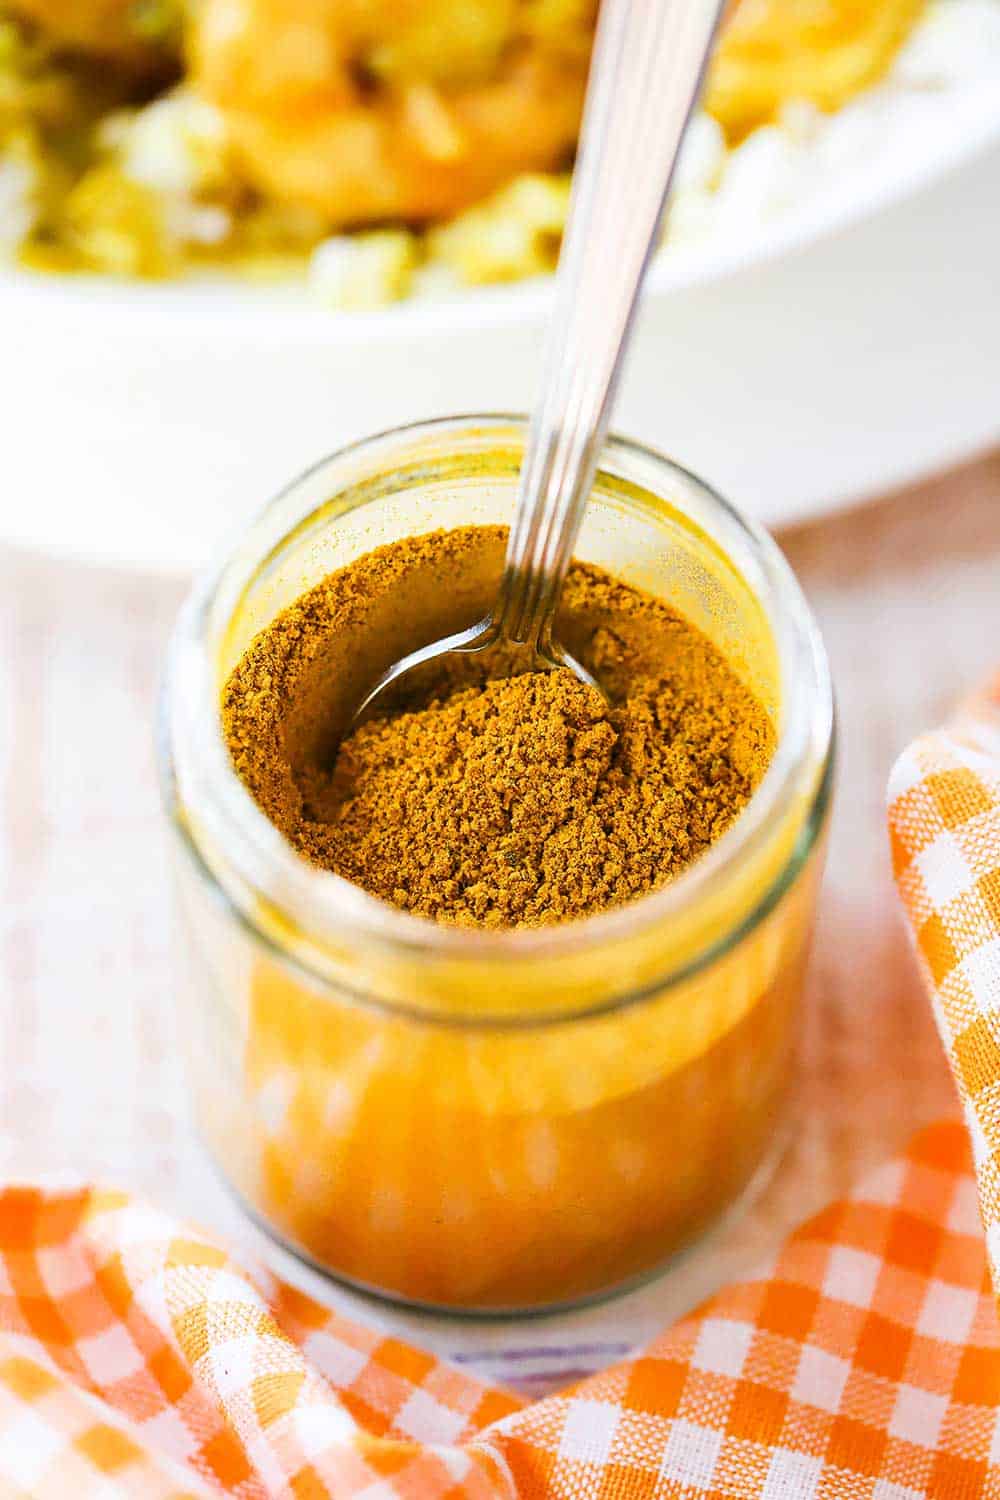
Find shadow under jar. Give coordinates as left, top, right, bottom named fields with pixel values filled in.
left=160, top=416, right=834, bottom=1315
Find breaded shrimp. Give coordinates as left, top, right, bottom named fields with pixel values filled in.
left=191, top=0, right=595, bottom=226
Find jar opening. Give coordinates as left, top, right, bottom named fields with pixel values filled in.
left=163, top=416, right=833, bottom=1023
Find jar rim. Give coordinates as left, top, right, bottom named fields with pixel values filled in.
left=162, top=414, right=833, bottom=1023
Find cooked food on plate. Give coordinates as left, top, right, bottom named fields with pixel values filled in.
left=0, top=0, right=993, bottom=304
left=193, top=0, right=593, bottom=226
left=705, top=0, right=925, bottom=136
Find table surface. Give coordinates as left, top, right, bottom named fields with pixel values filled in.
left=2, top=452, right=998, bottom=1391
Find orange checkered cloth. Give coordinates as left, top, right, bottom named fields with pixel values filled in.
left=1, top=679, right=999, bottom=1499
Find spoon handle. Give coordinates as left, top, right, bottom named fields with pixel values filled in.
left=497, top=0, right=725, bottom=648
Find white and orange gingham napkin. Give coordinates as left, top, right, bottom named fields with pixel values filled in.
left=1, top=677, right=999, bottom=1499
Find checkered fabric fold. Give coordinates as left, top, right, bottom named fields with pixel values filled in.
left=1, top=679, right=998, bottom=1499
left=889, top=673, right=1000, bottom=1303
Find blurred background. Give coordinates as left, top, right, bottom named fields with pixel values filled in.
left=1, top=0, right=999, bottom=1362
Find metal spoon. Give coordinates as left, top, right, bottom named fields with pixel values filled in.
left=352, top=0, right=725, bottom=726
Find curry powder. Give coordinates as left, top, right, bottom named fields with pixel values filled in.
left=222, top=525, right=774, bottom=929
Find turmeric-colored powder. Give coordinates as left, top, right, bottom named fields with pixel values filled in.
left=223, top=525, right=774, bottom=928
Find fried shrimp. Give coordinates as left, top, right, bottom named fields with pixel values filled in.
left=708, top=0, right=926, bottom=139
left=191, top=0, right=596, bottom=226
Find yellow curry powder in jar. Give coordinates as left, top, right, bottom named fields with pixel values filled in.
left=161, top=418, right=833, bottom=1312
left=220, top=528, right=777, bottom=928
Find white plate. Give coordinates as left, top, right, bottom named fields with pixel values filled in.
left=2, top=77, right=999, bottom=574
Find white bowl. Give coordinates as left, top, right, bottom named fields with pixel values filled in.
left=3, top=71, right=1000, bottom=574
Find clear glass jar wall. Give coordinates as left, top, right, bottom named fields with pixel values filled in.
left=162, top=418, right=833, bottom=1313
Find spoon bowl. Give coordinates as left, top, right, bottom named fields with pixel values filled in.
left=351, top=613, right=603, bottom=729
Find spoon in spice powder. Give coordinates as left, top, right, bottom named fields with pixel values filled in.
left=350, top=0, right=726, bottom=728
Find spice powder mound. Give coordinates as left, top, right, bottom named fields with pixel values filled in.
left=222, top=525, right=775, bottom=929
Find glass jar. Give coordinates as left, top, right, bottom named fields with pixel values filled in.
left=161, top=416, right=833, bottom=1314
